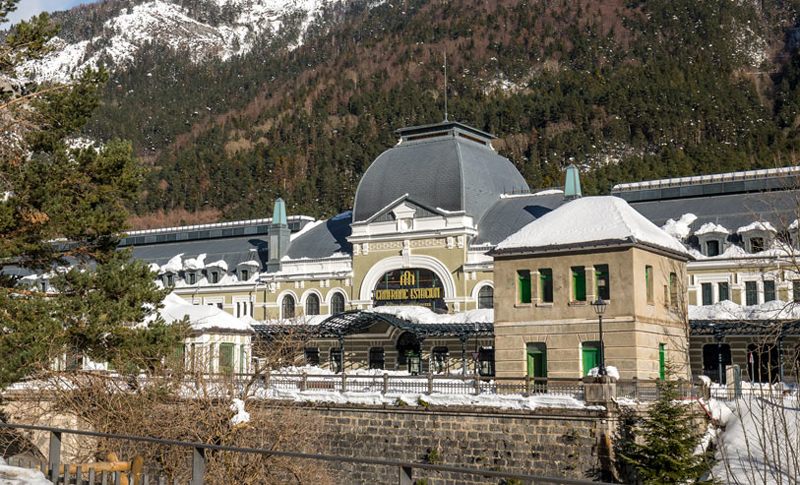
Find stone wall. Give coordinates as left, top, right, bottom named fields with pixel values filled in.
left=279, top=402, right=620, bottom=484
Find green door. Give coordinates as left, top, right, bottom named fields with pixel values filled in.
left=526, top=344, right=547, bottom=378
left=582, top=342, right=600, bottom=375
left=659, top=344, right=666, bottom=380
left=219, top=343, right=235, bottom=373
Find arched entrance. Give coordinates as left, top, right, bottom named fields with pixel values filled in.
left=396, top=331, right=422, bottom=375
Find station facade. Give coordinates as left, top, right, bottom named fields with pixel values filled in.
left=102, top=120, right=800, bottom=382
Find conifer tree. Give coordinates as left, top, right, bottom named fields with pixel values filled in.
left=0, top=1, right=184, bottom=389
left=620, top=364, right=715, bottom=484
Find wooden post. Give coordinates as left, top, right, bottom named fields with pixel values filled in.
left=398, top=465, right=413, bottom=485
left=191, top=447, right=205, bottom=485
left=48, top=430, right=62, bottom=483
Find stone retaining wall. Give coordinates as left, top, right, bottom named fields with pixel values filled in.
left=278, top=402, right=620, bottom=484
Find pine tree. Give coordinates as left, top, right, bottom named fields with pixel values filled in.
left=0, top=2, right=184, bottom=389
left=620, top=364, right=715, bottom=484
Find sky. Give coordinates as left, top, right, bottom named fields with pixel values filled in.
left=5, top=0, right=92, bottom=25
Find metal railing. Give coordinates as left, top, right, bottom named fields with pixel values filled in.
left=265, top=373, right=588, bottom=399
left=0, top=422, right=615, bottom=485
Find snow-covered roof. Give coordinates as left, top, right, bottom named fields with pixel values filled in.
left=661, top=213, right=697, bottom=240
left=689, top=299, right=800, bottom=321
left=494, top=196, right=691, bottom=257
left=159, top=293, right=253, bottom=333
left=694, top=222, right=731, bottom=236
left=737, top=221, right=776, bottom=234
left=367, top=305, right=493, bottom=324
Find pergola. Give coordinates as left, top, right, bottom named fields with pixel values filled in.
left=252, top=310, right=494, bottom=375
left=690, top=319, right=800, bottom=382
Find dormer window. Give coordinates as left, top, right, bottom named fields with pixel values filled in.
left=737, top=221, right=776, bottom=254
left=750, top=237, right=764, bottom=253
left=706, top=240, right=719, bottom=257
left=164, top=273, right=175, bottom=286
left=695, top=223, right=731, bottom=257
left=240, top=269, right=249, bottom=281
left=187, top=272, right=196, bottom=285
left=210, top=271, right=220, bottom=284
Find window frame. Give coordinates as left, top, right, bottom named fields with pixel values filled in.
left=571, top=266, right=586, bottom=302
left=764, top=280, right=776, bottom=302
left=477, top=285, right=494, bottom=309
left=539, top=268, right=554, bottom=303
left=305, top=293, right=320, bottom=316
left=281, top=295, right=296, bottom=319
left=645, top=265, right=654, bottom=304
left=701, top=282, right=713, bottom=306
left=595, top=264, right=610, bottom=301
left=718, top=282, right=729, bottom=302
left=745, top=281, right=758, bottom=306
left=368, top=347, right=385, bottom=370
left=517, top=270, right=531, bottom=304
left=330, top=292, right=345, bottom=315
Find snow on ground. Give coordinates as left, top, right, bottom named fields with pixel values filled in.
left=496, top=196, right=690, bottom=256
left=0, top=458, right=51, bottom=485
left=710, top=394, right=800, bottom=484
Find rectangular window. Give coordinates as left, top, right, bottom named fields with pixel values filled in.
left=669, top=273, right=678, bottom=308
left=595, top=265, right=610, bottom=300
left=304, top=347, right=320, bottom=366
left=706, top=240, right=720, bottom=257
left=572, top=266, right=586, bottom=301
left=240, top=269, right=249, bottom=281
left=539, top=269, right=553, bottom=303
left=701, top=283, right=713, bottom=306
left=645, top=266, right=654, bottom=303
left=479, top=347, right=495, bottom=377
left=187, top=272, right=196, bottom=285
left=764, top=280, right=776, bottom=302
left=718, top=282, right=729, bottom=302
left=745, top=281, right=758, bottom=306
left=219, top=343, right=234, bottom=373
left=517, top=270, right=531, bottom=304
left=750, top=237, right=765, bottom=253
left=210, top=271, right=220, bottom=284
left=368, top=347, right=385, bottom=370
left=794, top=281, right=800, bottom=303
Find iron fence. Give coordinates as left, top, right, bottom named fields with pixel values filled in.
left=0, top=422, right=616, bottom=485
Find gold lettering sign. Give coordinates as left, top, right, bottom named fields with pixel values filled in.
left=399, top=270, right=415, bottom=286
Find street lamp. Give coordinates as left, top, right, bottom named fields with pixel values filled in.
left=591, top=298, right=607, bottom=377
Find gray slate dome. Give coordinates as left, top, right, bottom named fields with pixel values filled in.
left=352, top=121, right=529, bottom=223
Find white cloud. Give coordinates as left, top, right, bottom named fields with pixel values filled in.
left=4, top=0, right=92, bottom=26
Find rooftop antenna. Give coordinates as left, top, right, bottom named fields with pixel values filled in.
left=443, top=51, right=448, bottom=121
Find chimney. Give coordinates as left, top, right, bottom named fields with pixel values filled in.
left=564, top=164, right=582, bottom=200
left=267, top=198, right=290, bottom=272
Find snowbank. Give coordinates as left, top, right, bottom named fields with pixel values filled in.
left=155, top=293, right=253, bottom=333
left=694, top=222, right=730, bottom=236
left=737, top=221, right=777, bottom=234
left=0, top=458, right=51, bottom=485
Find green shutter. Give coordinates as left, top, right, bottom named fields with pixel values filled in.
left=659, top=344, right=666, bottom=380
left=219, top=343, right=234, bottom=373
left=582, top=342, right=600, bottom=375
left=572, top=267, right=586, bottom=301
left=518, top=270, right=531, bottom=303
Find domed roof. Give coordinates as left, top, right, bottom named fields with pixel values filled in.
left=352, top=121, right=529, bottom=223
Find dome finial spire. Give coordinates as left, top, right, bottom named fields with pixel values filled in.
left=443, top=51, right=448, bottom=122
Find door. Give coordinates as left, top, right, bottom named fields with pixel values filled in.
left=526, top=343, right=547, bottom=378
left=582, top=342, right=600, bottom=376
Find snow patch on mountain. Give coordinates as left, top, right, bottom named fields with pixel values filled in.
left=19, top=0, right=335, bottom=83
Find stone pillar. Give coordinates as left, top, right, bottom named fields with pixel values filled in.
left=583, top=375, right=617, bottom=406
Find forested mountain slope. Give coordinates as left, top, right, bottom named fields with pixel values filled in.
left=19, top=0, right=800, bottom=227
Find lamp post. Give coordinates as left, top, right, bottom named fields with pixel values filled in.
left=591, top=298, right=607, bottom=376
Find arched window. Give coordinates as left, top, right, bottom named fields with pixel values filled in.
left=306, top=294, right=320, bottom=316
left=330, top=292, right=345, bottom=315
left=478, top=286, right=494, bottom=309
left=281, top=295, right=295, bottom=319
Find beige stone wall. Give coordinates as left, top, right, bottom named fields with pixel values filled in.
left=494, top=246, right=689, bottom=379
